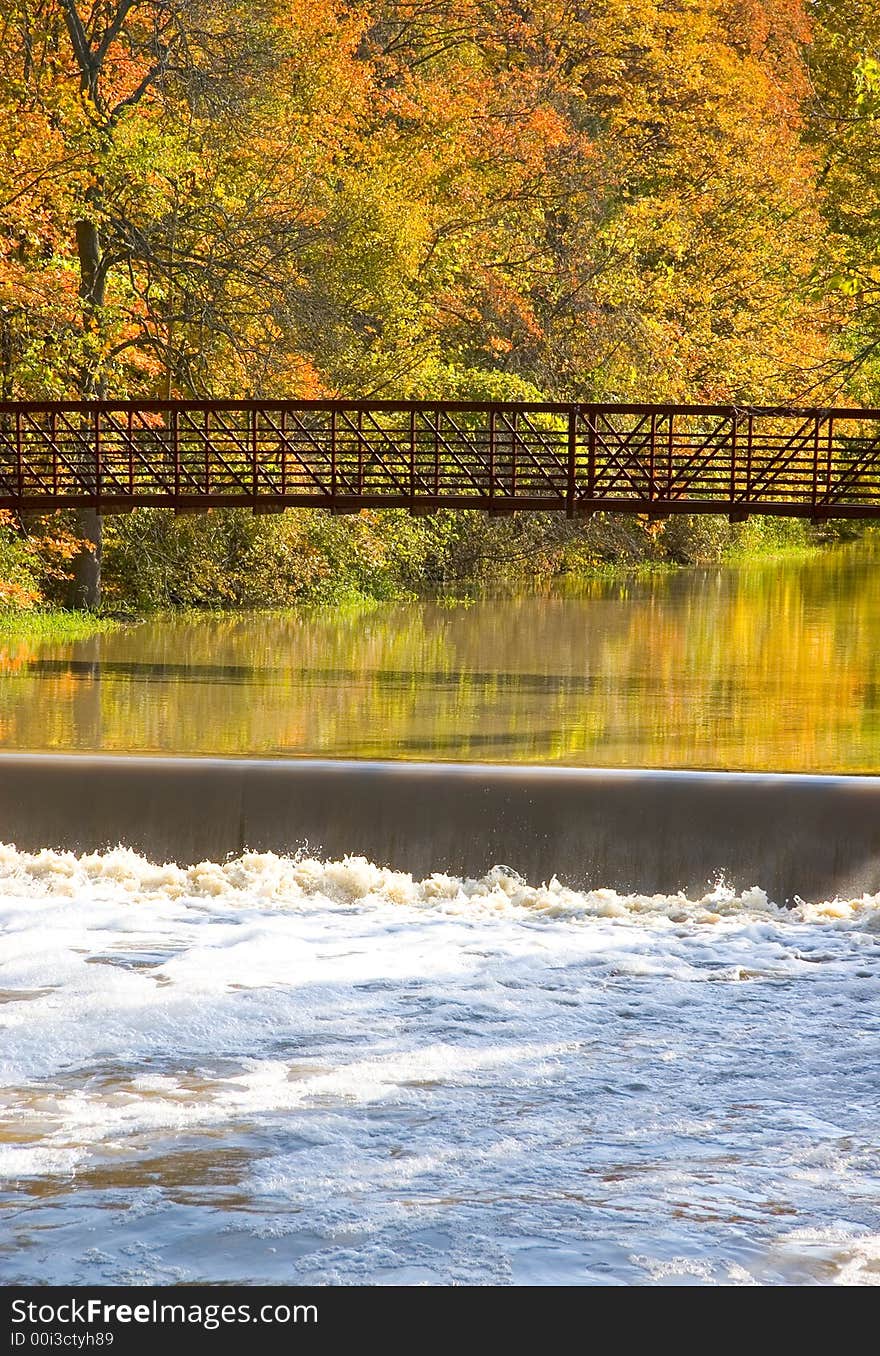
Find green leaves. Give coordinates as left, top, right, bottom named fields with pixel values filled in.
left=855, top=52, right=880, bottom=100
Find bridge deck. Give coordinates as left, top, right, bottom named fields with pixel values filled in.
left=2, top=399, right=880, bottom=519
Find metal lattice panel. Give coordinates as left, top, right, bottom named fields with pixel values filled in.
left=2, top=400, right=880, bottom=518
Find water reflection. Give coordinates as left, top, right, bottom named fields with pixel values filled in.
left=3, top=544, right=880, bottom=770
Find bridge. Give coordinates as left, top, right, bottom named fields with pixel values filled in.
left=2, top=399, right=880, bottom=519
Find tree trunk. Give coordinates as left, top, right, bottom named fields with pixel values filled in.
left=68, top=509, right=102, bottom=610
left=68, top=218, right=105, bottom=610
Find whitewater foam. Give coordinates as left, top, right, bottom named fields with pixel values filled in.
left=1, top=844, right=879, bottom=1285
left=3, top=842, right=880, bottom=923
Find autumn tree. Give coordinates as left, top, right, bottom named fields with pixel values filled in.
left=0, top=2, right=361, bottom=603
left=806, top=0, right=880, bottom=398
left=1, top=0, right=873, bottom=610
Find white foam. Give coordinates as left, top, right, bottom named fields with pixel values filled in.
left=1, top=843, right=878, bottom=1285
left=3, top=841, right=880, bottom=922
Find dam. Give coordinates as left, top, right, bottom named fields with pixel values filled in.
left=3, top=754, right=880, bottom=905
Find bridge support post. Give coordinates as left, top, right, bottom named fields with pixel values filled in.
left=67, top=508, right=102, bottom=611
left=566, top=405, right=577, bottom=517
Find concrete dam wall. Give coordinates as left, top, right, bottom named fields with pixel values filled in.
left=2, top=753, right=880, bottom=903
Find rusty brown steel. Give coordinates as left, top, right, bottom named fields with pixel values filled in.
left=2, top=399, right=880, bottom=518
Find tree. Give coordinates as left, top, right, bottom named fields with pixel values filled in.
left=1, top=2, right=357, bottom=602
left=0, top=0, right=864, bottom=611
left=806, top=0, right=880, bottom=399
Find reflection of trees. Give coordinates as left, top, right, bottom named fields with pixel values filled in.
left=2, top=546, right=880, bottom=771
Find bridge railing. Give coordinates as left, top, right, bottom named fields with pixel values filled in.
left=1, top=400, right=880, bottom=517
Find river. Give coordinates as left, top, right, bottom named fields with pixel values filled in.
left=3, top=545, right=880, bottom=769
left=1, top=546, right=880, bottom=1285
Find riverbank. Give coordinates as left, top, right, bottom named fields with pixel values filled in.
left=0, top=611, right=121, bottom=641
left=0, top=507, right=863, bottom=635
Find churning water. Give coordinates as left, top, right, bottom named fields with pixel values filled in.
left=2, top=845, right=879, bottom=1286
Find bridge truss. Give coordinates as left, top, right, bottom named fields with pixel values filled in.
left=2, top=400, right=880, bottom=519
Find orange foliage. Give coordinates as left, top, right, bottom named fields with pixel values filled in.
left=0, top=1, right=853, bottom=405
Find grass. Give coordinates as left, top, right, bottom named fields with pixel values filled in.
left=0, top=593, right=392, bottom=640
left=0, top=610, right=122, bottom=640
left=720, top=541, right=825, bottom=566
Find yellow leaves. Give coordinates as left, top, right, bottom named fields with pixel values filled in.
left=828, top=271, right=865, bottom=297
left=0, top=0, right=858, bottom=405
left=855, top=53, right=880, bottom=96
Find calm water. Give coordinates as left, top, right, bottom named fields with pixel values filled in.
left=2, top=544, right=880, bottom=770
